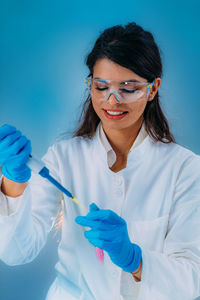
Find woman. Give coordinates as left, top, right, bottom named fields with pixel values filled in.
left=0, top=22, right=200, bottom=300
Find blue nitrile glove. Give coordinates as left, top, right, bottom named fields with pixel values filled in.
left=0, top=124, right=32, bottom=182
left=75, top=202, right=142, bottom=273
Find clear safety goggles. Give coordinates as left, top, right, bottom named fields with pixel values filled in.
left=85, top=76, right=155, bottom=103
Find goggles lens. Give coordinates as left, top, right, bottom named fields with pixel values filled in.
left=85, top=77, right=154, bottom=103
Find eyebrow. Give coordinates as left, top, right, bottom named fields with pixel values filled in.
left=94, top=77, right=141, bottom=83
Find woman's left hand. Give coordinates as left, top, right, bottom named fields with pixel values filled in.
left=75, top=202, right=142, bottom=273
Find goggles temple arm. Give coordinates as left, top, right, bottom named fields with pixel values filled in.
left=147, top=79, right=156, bottom=98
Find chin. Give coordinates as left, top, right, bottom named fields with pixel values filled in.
left=101, top=120, right=132, bottom=130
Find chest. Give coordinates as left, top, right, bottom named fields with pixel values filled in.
left=110, top=155, right=127, bottom=173
left=68, top=155, right=174, bottom=222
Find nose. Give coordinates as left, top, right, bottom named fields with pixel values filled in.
left=106, top=90, right=120, bottom=104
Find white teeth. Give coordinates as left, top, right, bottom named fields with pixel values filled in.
left=106, top=110, right=125, bottom=115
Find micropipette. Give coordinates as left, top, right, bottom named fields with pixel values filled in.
left=26, top=154, right=104, bottom=264
left=27, top=154, right=83, bottom=208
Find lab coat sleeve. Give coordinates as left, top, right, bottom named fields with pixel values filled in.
left=138, top=154, right=200, bottom=300
left=0, top=173, right=25, bottom=216
left=0, top=143, right=63, bottom=266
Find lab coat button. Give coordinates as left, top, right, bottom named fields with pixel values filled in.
left=115, top=176, right=123, bottom=186
left=116, top=189, right=123, bottom=197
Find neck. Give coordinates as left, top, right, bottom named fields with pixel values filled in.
left=102, top=118, right=144, bottom=158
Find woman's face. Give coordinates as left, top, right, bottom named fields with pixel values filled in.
left=91, top=58, right=159, bottom=132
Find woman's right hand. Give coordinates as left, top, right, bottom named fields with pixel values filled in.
left=0, top=124, right=32, bottom=182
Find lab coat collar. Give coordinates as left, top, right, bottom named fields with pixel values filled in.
left=92, top=121, right=153, bottom=170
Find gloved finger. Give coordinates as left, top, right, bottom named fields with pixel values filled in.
left=85, top=209, right=125, bottom=224
left=6, top=140, right=32, bottom=166
left=2, top=135, right=27, bottom=160
left=8, top=135, right=29, bottom=156
left=89, top=202, right=100, bottom=212
left=16, top=139, right=32, bottom=161
left=75, top=217, right=118, bottom=230
left=86, top=236, right=119, bottom=252
left=84, top=227, right=120, bottom=241
left=0, top=130, right=21, bottom=149
left=0, top=124, right=17, bottom=140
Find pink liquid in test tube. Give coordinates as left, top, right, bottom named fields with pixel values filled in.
left=95, top=247, right=104, bottom=264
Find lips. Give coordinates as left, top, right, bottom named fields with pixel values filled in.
left=103, top=109, right=128, bottom=113
left=103, top=109, right=128, bottom=120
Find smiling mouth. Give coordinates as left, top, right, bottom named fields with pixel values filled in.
left=103, top=109, right=128, bottom=115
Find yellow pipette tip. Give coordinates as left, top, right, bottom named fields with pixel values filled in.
left=71, top=196, right=86, bottom=209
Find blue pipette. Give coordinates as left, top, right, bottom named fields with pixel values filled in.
left=27, top=154, right=85, bottom=209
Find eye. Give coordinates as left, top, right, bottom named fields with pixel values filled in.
left=120, top=88, right=138, bottom=93
left=94, top=82, right=108, bottom=91
left=95, top=87, right=108, bottom=91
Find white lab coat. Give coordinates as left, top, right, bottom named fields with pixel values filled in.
left=0, top=122, right=200, bottom=300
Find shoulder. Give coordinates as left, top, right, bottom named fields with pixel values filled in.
left=41, top=136, right=96, bottom=175
left=150, top=137, right=200, bottom=165
left=49, top=135, right=95, bottom=158
left=151, top=139, right=200, bottom=185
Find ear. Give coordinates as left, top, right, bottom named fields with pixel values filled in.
left=148, top=77, right=161, bottom=101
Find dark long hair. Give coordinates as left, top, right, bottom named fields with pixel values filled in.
left=72, top=22, right=175, bottom=143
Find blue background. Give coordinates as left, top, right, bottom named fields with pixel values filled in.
left=0, top=0, right=200, bottom=299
